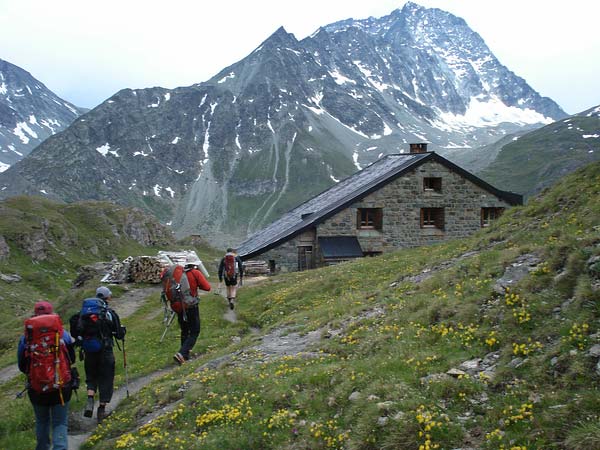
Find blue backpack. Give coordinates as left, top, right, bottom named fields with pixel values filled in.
left=76, top=298, right=112, bottom=352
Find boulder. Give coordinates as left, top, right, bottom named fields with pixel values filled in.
left=493, top=254, right=542, bottom=293
left=446, top=368, right=467, bottom=377
left=348, top=391, right=362, bottom=402
left=0, top=273, right=21, bottom=283
left=588, top=344, right=600, bottom=358
left=459, top=358, right=482, bottom=372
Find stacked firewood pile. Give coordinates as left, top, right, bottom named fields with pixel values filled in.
left=101, top=256, right=133, bottom=284
left=243, top=260, right=270, bottom=276
left=101, top=250, right=209, bottom=284
left=128, top=256, right=169, bottom=283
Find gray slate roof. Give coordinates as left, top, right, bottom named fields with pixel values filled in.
left=237, top=152, right=522, bottom=259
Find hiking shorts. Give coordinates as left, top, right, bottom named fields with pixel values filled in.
left=224, top=276, right=238, bottom=286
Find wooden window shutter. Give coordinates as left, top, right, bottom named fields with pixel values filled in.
left=420, top=208, right=424, bottom=227
left=375, top=208, right=383, bottom=229
left=356, top=209, right=362, bottom=229
left=435, top=208, right=445, bottom=230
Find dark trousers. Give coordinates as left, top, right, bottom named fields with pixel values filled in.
left=84, top=349, right=116, bottom=404
left=177, top=305, right=200, bottom=360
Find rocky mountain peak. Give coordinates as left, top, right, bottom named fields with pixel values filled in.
left=253, top=26, right=299, bottom=54
left=0, top=58, right=84, bottom=171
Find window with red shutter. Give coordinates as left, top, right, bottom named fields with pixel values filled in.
left=357, top=208, right=383, bottom=230
left=420, top=208, right=444, bottom=229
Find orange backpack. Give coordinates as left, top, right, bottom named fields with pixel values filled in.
left=224, top=253, right=237, bottom=279
left=161, top=265, right=198, bottom=313
left=24, top=314, right=72, bottom=399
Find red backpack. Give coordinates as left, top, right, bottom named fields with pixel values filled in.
left=161, top=265, right=198, bottom=313
left=24, top=314, right=72, bottom=397
left=224, top=253, right=237, bottom=279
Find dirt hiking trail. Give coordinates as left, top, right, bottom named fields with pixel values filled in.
left=67, top=277, right=271, bottom=449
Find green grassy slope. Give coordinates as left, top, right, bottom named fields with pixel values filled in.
left=0, top=196, right=179, bottom=355
left=2, top=162, right=600, bottom=449
left=478, top=107, right=600, bottom=198
left=86, top=163, right=600, bottom=449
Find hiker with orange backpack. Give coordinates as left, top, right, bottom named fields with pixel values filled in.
left=17, top=301, right=77, bottom=450
left=218, top=248, right=244, bottom=310
left=161, top=255, right=211, bottom=365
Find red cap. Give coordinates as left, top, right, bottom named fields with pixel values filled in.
left=34, top=301, right=54, bottom=316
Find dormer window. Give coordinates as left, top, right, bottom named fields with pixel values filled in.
left=357, top=208, right=383, bottom=230
left=424, top=177, right=442, bottom=192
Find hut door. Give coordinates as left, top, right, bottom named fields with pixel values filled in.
left=298, top=246, right=314, bottom=271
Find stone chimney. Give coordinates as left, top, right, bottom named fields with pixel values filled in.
left=409, top=143, right=428, bottom=153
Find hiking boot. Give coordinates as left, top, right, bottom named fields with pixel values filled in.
left=173, top=352, right=185, bottom=365
left=97, top=405, right=111, bottom=424
left=84, top=396, right=94, bottom=418
left=228, top=298, right=235, bottom=310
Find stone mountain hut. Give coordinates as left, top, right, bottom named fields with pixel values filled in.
left=236, top=143, right=522, bottom=273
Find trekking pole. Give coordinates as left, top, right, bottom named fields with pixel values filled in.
left=160, top=311, right=176, bottom=343
left=122, top=337, right=130, bottom=398
left=15, top=387, right=27, bottom=399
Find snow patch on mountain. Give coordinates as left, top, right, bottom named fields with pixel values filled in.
left=352, top=151, right=362, bottom=170
left=587, top=106, right=600, bottom=117
left=153, top=184, right=175, bottom=197
left=13, top=122, right=38, bottom=144
left=353, top=61, right=392, bottom=92
left=330, top=69, right=356, bottom=85
left=218, top=72, right=235, bottom=83
left=96, top=143, right=119, bottom=157
left=433, top=96, right=553, bottom=131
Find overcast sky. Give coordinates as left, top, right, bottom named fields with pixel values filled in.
left=1, top=0, right=598, bottom=114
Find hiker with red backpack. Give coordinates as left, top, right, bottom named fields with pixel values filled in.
left=218, top=248, right=244, bottom=310
left=160, top=255, right=211, bottom=365
left=17, top=301, right=77, bottom=450
left=70, top=286, right=125, bottom=423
